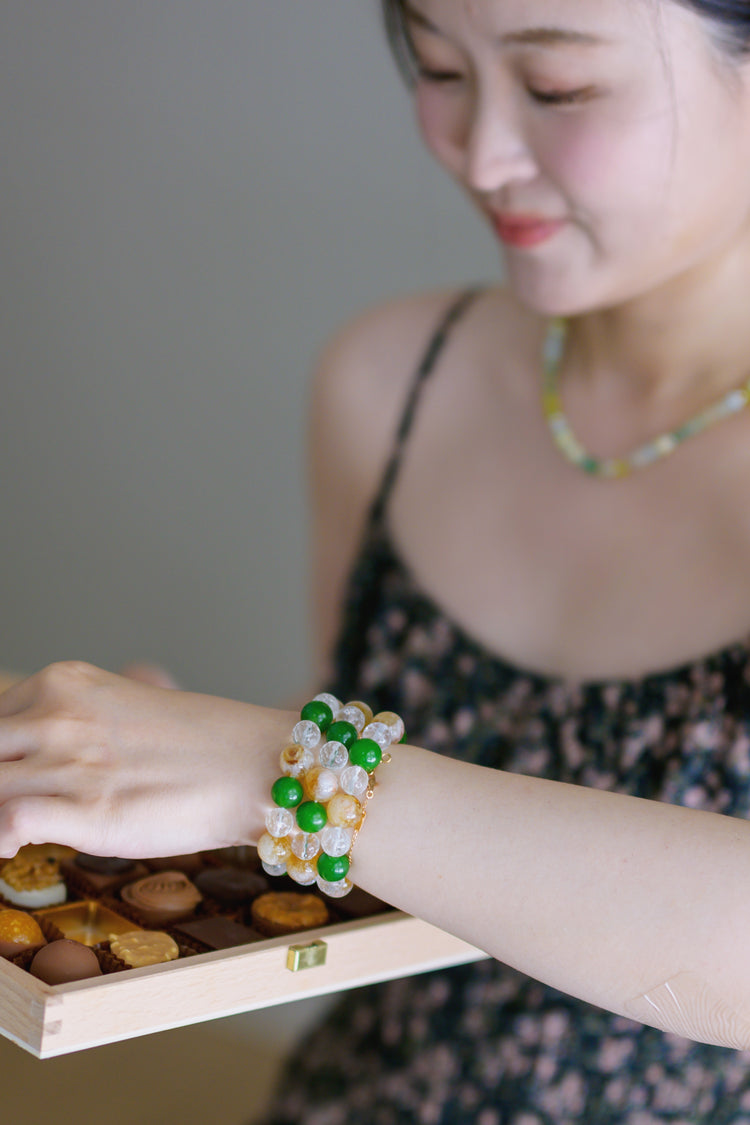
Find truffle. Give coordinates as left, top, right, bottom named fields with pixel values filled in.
left=0, top=909, right=47, bottom=958
left=30, top=939, right=102, bottom=985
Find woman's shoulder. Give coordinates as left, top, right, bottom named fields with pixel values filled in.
left=310, top=283, right=530, bottom=433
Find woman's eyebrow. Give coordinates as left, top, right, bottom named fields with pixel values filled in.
left=402, top=2, right=612, bottom=49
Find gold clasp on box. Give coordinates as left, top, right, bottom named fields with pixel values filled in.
left=286, top=939, right=328, bottom=972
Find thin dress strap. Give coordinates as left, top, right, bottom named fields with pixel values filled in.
left=368, top=286, right=486, bottom=526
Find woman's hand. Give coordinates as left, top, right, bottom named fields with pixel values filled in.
left=0, top=661, right=290, bottom=860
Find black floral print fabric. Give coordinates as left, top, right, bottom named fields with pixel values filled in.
left=262, top=292, right=750, bottom=1124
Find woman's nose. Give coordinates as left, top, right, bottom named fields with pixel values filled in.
left=462, top=90, right=537, bottom=193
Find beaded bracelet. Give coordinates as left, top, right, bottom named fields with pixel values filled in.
left=258, top=695, right=405, bottom=898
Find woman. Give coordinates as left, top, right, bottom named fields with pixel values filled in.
left=4, top=0, right=750, bottom=1119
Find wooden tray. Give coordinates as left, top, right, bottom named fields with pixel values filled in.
left=0, top=911, right=487, bottom=1058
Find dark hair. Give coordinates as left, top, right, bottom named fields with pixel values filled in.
left=380, top=0, right=750, bottom=71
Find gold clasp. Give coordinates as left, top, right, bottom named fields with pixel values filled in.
left=286, top=939, right=328, bottom=972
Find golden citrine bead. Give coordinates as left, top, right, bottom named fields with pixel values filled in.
left=326, top=793, right=364, bottom=830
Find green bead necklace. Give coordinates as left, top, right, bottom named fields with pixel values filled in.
left=541, top=317, right=750, bottom=479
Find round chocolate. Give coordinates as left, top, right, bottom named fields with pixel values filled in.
left=30, top=939, right=102, bottom=984
left=74, top=854, right=135, bottom=876
left=251, top=892, right=329, bottom=937
left=194, top=867, right=268, bottom=907
left=109, top=930, right=179, bottom=968
left=0, top=909, right=47, bottom=958
left=120, top=871, right=202, bottom=925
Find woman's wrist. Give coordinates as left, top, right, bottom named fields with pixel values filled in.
left=255, top=696, right=405, bottom=896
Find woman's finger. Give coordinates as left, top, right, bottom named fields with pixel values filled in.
left=0, top=795, right=88, bottom=859
left=0, top=673, right=37, bottom=718
left=0, top=713, right=42, bottom=761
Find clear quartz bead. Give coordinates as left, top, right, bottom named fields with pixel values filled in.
left=261, top=861, right=287, bottom=877
left=286, top=855, right=318, bottom=886
left=318, top=740, right=349, bottom=772
left=305, top=767, right=339, bottom=802
left=340, top=764, right=369, bottom=798
left=337, top=704, right=366, bottom=733
left=373, top=710, right=405, bottom=743
left=257, top=833, right=291, bottom=866
left=361, top=722, right=392, bottom=750
left=347, top=700, right=373, bottom=726
left=319, top=825, right=352, bottom=857
left=292, top=720, right=322, bottom=750
left=279, top=743, right=314, bottom=777
left=314, top=692, right=341, bottom=715
left=291, top=833, right=321, bottom=861
left=265, top=807, right=295, bottom=838
left=317, top=875, right=353, bottom=898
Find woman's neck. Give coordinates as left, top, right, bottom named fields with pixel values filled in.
left=567, top=235, right=750, bottom=411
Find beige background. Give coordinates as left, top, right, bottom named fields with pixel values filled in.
left=0, top=1, right=499, bottom=1120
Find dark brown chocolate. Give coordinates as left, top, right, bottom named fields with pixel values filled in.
left=194, top=867, right=268, bottom=907
left=332, top=886, right=392, bottom=919
left=173, top=916, right=264, bottom=951
left=75, top=854, right=135, bottom=875
left=62, top=856, right=149, bottom=896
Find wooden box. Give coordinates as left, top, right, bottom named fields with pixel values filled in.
left=0, top=910, right=487, bottom=1058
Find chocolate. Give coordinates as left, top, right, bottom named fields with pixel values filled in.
left=331, top=886, right=391, bottom=919
left=250, top=892, right=329, bottom=937
left=0, top=909, right=47, bottom=958
left=173, top=916, right=264, bottom=951
left=75, top=854, right=135, bottom=875
left=0, top=854, right=66, bottom=909
left=30, top=939, right=102, bottom=984
left=63, top=855, right=149, bottom=896
left=120, top=870, right=202, bottom=926
left=194, top=867, right=268, bottom=907
left=109, top=930, right=179, bottom=967
left=145, top=853, right=204, bottom=875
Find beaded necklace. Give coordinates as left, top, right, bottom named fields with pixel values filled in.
left=541, top=317, right=750, bottom=479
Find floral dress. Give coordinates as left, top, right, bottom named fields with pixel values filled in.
left=262, top=290, right=750, bottom=1124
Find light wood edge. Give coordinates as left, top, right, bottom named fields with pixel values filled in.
left=0, top=913, right=488, bottom=1058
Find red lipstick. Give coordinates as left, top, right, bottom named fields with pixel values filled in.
left=491, top=213, right=566, bottom=248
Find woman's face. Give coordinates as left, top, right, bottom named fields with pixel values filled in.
left=405, top=0, right=750, bottom=315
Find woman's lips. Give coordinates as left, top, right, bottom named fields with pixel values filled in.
left=491, top=213, right=566, bottom=248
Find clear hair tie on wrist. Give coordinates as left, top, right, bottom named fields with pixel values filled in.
left=258, top=696, right=404, bottom=897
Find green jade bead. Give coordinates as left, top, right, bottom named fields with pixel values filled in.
left=317, top=852, right=350, bottom=883
left=271, top=776, right=304, bottom=808
left=300, top=699, right=333, bottom=732
left=326, top=720, right=358, bottom=749
left=349, top=737, right=382, bottom=773
left=296, top=800, right=327, bottom=833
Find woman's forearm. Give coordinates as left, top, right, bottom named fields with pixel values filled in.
left=351, top=744, right=750, bottom=1048
left=3, top=664, right=749, bottom=1047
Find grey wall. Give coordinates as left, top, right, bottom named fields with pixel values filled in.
left=0, top=2, right=500, bottom=706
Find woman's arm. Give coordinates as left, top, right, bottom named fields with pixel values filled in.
left=0, top=667, right=748, bottom=1048
left=353, top=744, right=750, bottom=1048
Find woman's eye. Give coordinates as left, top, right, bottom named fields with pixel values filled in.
left=528, top=87, right=595, bottom=107
left=415, top=65, right=465, bottom=85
